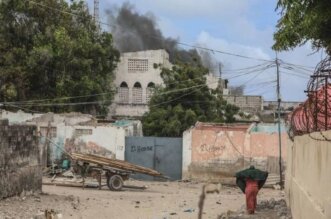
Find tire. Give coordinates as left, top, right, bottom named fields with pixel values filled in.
left=107, top=175, right=123, bottom=191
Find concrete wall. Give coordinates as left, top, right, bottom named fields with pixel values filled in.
left=0, top=120, right=41, bottom=199
left=31, top=112, right=93, bottom=125
left=0, top=111, right=141, bottom=162
left=205, top=74, right=222, bottom=90
left=1, top=110, right=43, bottom=124
left=113, top=120, right=143, bottom=136
left=250, top=132, right=287, bottom=173
left=263, top=100, right=301, bottom=111
left=182, top=123, right=287, bottom=181
left=182, top=127, right=193, bottom=177
left=39, top=123, right=126, bottom=162
left=286, top=131, right=331, bottom=219
left=184, top=124, right=250, bottom=181
left=223, top=95, right=263, bottom=113
left=110, top=104, right=149, bottom=118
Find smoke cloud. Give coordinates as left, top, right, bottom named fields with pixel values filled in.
left=229, top=85, right=245, bottom=95
left=107, top=2, right=220, bottom=69
left=198, top=49, right=220, bottom=75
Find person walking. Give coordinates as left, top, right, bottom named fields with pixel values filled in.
left=235, top=165, right=268, bottom=214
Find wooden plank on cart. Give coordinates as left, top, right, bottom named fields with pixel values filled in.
left=71, top=153, right=163, bottom=177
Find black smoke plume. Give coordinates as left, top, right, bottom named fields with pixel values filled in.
left=229, top=85, right=245, bottom=95
left=198, top=49, right=220, bottom=75
left=107, top=3, right=205, bottom=66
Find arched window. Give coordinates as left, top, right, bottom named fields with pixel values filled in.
left=118, top=82, right=129, bottom=103
left=146, top=82, right=155, bottom=102
left=132, top=82, right=142, bottom=103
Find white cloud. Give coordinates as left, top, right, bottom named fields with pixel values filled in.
left=197, top=31, right=271, bottom=61
left=194, top=31, right=321, bottom=101
left=194, top=31, right=276, bottom=99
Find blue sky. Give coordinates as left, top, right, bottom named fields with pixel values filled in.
left=86, top=0, right=324, bottom=101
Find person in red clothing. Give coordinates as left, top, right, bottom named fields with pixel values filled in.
left=235, top=166, right=268, bottom=214
left=245, top=178, right=259, bottom=214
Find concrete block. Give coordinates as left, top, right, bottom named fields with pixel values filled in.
left=0, top=119, right=9, bottom=125
left=0, top=122, right=41, bottom=199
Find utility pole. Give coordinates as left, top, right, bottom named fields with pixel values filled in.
left=275, top=54, right=283, bottom=189
left=219, top=62, right=223, bottom=78
left=94, top=0, right=100, bottom=25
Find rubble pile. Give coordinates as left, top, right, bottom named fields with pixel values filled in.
left=218, top=198, right=292, bottom=219
left=257, top=199, right=292, bottom=218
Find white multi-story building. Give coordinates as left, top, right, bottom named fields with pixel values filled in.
left=109, top=50, right=172, bottom=118
left=109, top=49, right=223, bottom=118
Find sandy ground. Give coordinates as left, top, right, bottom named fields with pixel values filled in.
left=0, top=180, right=285, bottom=219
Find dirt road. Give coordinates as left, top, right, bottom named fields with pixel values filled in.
left=0, top=180, right=284, bottom=219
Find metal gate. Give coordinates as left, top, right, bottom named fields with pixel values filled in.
left=125, top=137, right=182, bottom=181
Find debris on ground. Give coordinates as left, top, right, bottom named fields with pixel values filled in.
left=32, top=209, right=63, bottom=219
left=257, top=199, right=291, bottom=218
left=0, top=181, right=284, bottom=219
left=198, top=183, right=222, bottom=219
left=218, top=198, right=292, bottom=219
left=273, top=185, right=282, bottom=190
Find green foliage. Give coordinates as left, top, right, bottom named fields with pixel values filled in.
left=0, top=0, right=119, bottom=114
left=273, top=0, right=331, bottom=53
left=142, top=64, right=239, bottom=137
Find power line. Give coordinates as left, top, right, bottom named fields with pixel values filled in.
left=221, top=62, right=273, bottom=73
left=244, top=81, right=277, bottom=94
left=280, top=65, right=312, bottom=76
left=3, top=66, right=274, bottom=107
left=150, top=85, right=207, bottom=108
left=224, top=64, right=275, bottom=80
left=63, top=1, right=306, bottom=68
left=246, top=84, right=277, bottom=95
left=2, top=63, right=273, bottom=106
left=4, top=103, right=43, bottom=113
left=280, top=70, right=310, bottom=79
left=281, top=64, right=313, bottom=73
left=2, top=80, right=218, bottom=106
left=279, top=60, right=315, bottom=70
left=221, top=62, right=274, bottom=75
left=7, top=0, right=315, bottom=111
left=153, top=81, right=216, bottom=96
left=255, top=88, right=276, bottom=96
left=233, top=66, right=275, bottom=86
left=3, top=100, right=111, bottom=107
left=26, top=0, right=273, bottom=62
left=177, top=42, right=272, bottom=62
left=21, top=1, right=318, bottom=76
left=3, top=92, right=113, bottom=104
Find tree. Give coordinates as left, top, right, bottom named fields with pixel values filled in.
left=0, top=0, right=119, bottom=115
left=273, top=0, right=331, bottom=53
left=142, top=64, right=239, bottom=137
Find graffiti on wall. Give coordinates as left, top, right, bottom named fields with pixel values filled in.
left=200, top=144, right=226, bottom=153
left=130, top=145, right=153, bottom=153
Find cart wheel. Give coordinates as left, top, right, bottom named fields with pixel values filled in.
left=107, top=175, right=123, bottom=191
